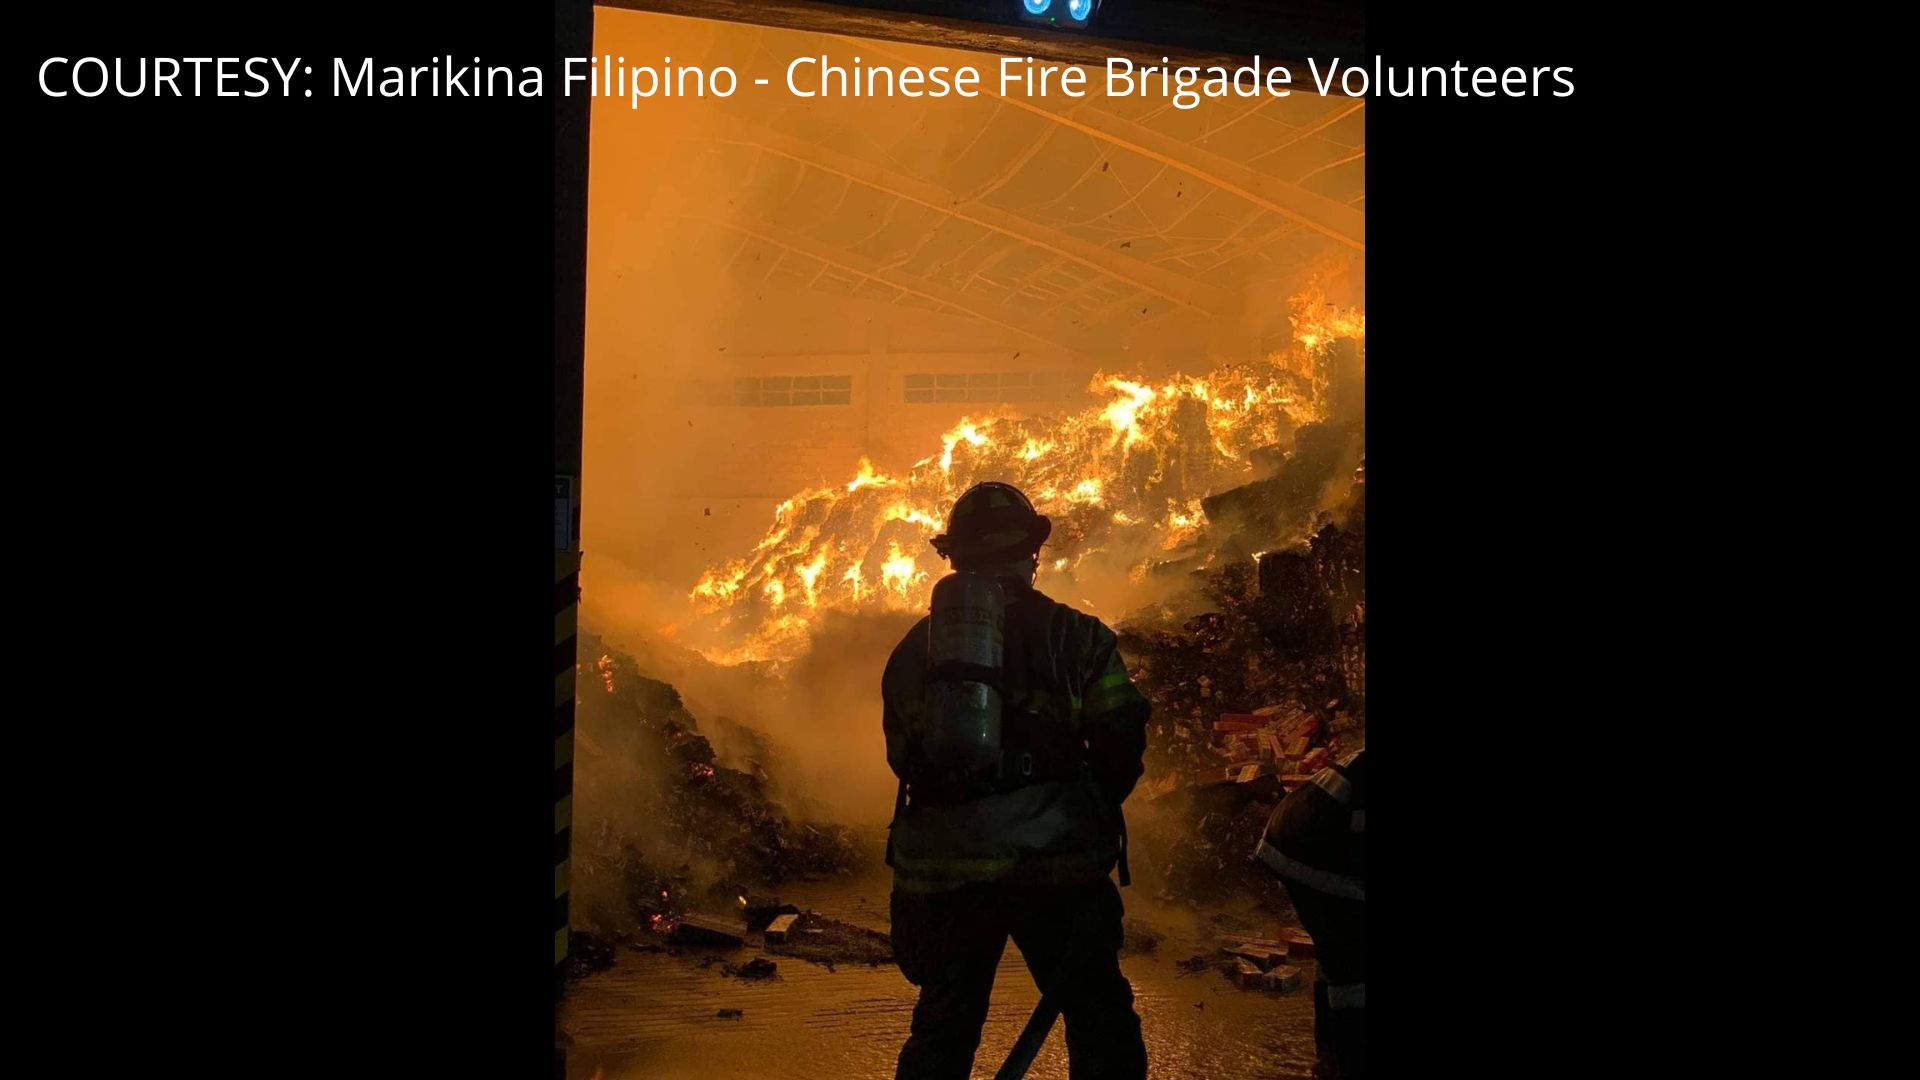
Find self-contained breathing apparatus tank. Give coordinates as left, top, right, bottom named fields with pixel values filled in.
left=922, top=571, right=1006, bottom=780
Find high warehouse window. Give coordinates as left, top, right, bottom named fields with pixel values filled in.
left=686, top=375, right=853, bottom=407
left=904, top=371, right=1068, bottom=404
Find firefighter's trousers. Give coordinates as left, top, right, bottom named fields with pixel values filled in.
left=890, top=876, right=1147, bottom=1080
left=1283, top=878, right=1366, bottom=1079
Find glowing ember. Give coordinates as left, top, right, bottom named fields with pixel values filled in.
left=595, top=654, right=616, bottom=694
left=685, top=291, right=1362, bottom=663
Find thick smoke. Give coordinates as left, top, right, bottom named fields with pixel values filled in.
left=570, top=627, right=866, bottom=942
left=583, top=603, right=914, bottom=827
left=578, top=7, right=1364, bottom=862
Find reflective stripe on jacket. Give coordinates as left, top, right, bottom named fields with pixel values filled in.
left=1254, top=752, right=1366, bottom=899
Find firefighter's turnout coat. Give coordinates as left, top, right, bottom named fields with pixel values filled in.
left=882, top=583, right=1150, bottom=894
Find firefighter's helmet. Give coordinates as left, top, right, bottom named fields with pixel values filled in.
left=930, top=482, right=1052, bottom=565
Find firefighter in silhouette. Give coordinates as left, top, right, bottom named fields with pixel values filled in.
left=883, top=481, right=1150, bottom=1080
left=1255, top=750, right=1366, bottom=1079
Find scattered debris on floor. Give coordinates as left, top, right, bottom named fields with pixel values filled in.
left=1121, top=918, right=1164, bottom=956
left=1229, top=961, right=1303, bottom=991
left=1175, top=954, right=1213, bottom=976
left=1219, top=936, right=1307, bottom=992
left=744, top=899, right=801, bottom=931
left=723, top=957, right=779, bottom=980
left=1264, top=965, right=1305, bottom=991
left=766, top=911, right=893, bottom=969
left=1222, top=941, right=1287, bottom=970
left=561, top=342, right=1367, bottom=978
left=668, top=912, right=748, bottom=947
left=764, top=912, right=801, bottom=944
left=567, top=632, right=862, bottom=952
left=562, top=930, right=618, bottom=981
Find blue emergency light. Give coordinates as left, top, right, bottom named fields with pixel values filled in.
left=1018, top=0, right=1100, bottom=27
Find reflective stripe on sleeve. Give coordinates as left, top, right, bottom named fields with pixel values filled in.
left=1254, top=838, right=1366, bottom=901
left=1310, top=767, right=1353, bottom=805
left=1082, top=664, right=1146, bottom=718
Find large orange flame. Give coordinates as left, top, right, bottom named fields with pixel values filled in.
left=685, top=293, right=1363, bottom=663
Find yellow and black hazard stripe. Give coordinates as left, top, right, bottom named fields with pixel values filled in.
left=554, top=544, right=580, bottom=991
left=553, top=3, right=591, bottom=1057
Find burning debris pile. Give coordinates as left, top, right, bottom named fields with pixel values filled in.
left=682, top=286, right=1363, bottom=667
left=671, top=285, right=1367, bottom=911
left=1120, top=342, right=1365, bottom=908
left=569, top=629, right=860, bottom=952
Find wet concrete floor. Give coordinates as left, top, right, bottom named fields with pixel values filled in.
left=559, top=858, right=1316, bottom=1080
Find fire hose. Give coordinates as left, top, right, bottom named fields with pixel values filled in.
left=994, top=996, right=1063, bottom=1080
left=994, top=806, right=1126, bottom=1080
left=993, top=897, right=1081, bottom=1080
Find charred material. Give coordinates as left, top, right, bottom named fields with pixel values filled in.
left=570, top=630, right=861, bottom=947
left=765, top=911, right=894, bottom=969
left=1255, top=550, right=1334, bottom=659
left=561, top=930, right=618, bottom=981
left=1199, top=422, right=1354, bottom=538
left=722, top=957, right=780, bottom=980
left=669, top=912, right=749, bottom=947
left=1118, top=396, right=1366, bottom=910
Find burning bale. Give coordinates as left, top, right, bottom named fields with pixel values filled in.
left=682, top=352, right=1341, bottom=666
left=662, top=288, right=1367, bottom=917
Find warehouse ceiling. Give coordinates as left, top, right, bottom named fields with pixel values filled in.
left=588, top=7, right=1365, bottom=357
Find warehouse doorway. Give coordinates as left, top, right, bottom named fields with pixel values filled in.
left=559, top=5, right=1365, bottom=1077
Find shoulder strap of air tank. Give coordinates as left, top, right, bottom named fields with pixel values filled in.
left=1000, top=594, right=1046, bottom=711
